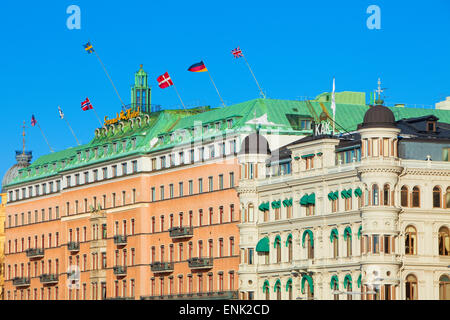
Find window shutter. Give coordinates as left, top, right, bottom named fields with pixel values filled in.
left=391, top=236, right=395, bottom=253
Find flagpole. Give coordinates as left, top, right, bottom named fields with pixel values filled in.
left=242, top=54, right=266, bottom=99
left=36, top=123, right=54, bottom=153
left=331, top=77, right=336, bottom=135
left=64, top=117, right=80, bottom=145
left=205, top=68, right=226, bottom=108
left=172, top=84, right=186, bottom=110
left=89, top=41, right=126, bottom=108
left=92, top=108, right=104, bottom=127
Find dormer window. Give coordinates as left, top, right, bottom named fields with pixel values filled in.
left=227, top=119, right=233, bottom=129
left=85, top=150, right=90, bottom=159
left=131, top=138, right=136, bottom=148
left=77, top=152, right=81, bottom=161
left=170, top=134, right=174, bottom=142
left=203, top=125, right=209, bottom=133
left=427, top=121, right=436, bottom=132
left=103, top=145, right=108, bottom=154
left=215, top=122, right=221, bottom=130
left=158, top=136, right=164, bottom=144
left=94, top=148, right=98, bottom=157
left=122, top=140, right=127, bottom=150
left=113, top=143, right=117, bottom=152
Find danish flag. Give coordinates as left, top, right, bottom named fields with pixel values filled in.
left=231, top=47, right=243, bottom=58
left=157, top=72, right=174, bottom=89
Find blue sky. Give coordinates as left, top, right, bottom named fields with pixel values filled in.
left=0, top=0, right=449, bottom=174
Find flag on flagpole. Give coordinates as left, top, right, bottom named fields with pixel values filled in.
left=31, top=115, right=37, bottom=127
left=231, top=47, right=243, bottom=58
left=157, top=72, right=174, bottom=89
left=188, top=61, right=207, bottom=72
left=331, top=78, right=336, bottom=115
left=84, top=42, right=95, bottom=54
left=58, top=106, right=64, bottom=119
left=81, top=98, right=93, bottom=111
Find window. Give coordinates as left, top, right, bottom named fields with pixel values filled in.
left=160, top=186, right=165, bottom=200
left=405, top=274, right=418, bottom=300
left=198, top=178, right=203, bottom=193
left=372, top=185, right=379, bottom=206
left=433, top=186, right=442, bottom=208
left=132, top=160, right=137, bottom=173
left=275, top=237, right=281, bottom=263
left=208, top=176, right=213, bottom=192
left=439, top=275, right=450, bottom=300
left=218, top=174, right=223, bottom=190
left=112, top=165, right=117, bottom=177
left=151, top=187, right=156, bottom=202
left=188, top=180, right=193, bottom=195
left=401, top=186, right=408, bottom=207
left=179, top=182, right=183, bottom=197
left=169, top=184, right=174, bottom=199
left=229, top=172, right=234, bottom=188
left=405, top=226, right=417, bottom=255
left=438, top=227, right=449, bottom=256
left=383, top=184, right=390, bottom=206
left=372, top=235, right=380, bottom=254
left=412, top=186, right=420, bottom=208
left=122, top=163, right=128, bottom=175
left=446, top=187, right=450, bottom=209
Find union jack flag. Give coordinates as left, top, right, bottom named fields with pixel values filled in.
left=81, top=98, right=93, bottom=111
left=231, top=47, right=243, bottom=58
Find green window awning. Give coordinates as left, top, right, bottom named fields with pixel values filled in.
left=330, top=275, right=339, bottom=290
left=285, top=233, right=293, bottom=247
left=341, top=190, right=349, bottom=199
left=328, top=192, right=334, bottom=201
left=302, top=229, right=314, bottom=248
left=357, top=225, right=362, bottom=240
left=262, top=279, right=270, bottom=293
left=282, top=198, right=293, bottom=207
left=300, top=194, right=309, bottom=205
left=307, top=193, right=316, bottom=205
left=286, top=278, right=293, bottom=292
left=274, top=235, right=282, bottom=248
left=258, top=202, right=270, bottom=212
left=354, top=187, right=362, bottom=197
left=271, top=200, right=281, bottom=209
left=256, top=237, right=270, bottom=253
left=330, top=228, right=339, bottom=242
left=301, top=274, right=314, bottom=295
left=316, top=152, right=323, bottom=156
left=347, top=188, right=352, bottom=198
left=301, top=153, right=315, bottom=159
left=274, top=279, right=282, bottom=292
left=344, top=226, right=352, bottom=240
left=357, top=274, right=362, bottom=288
left=344, top=274, right=352, bottom=290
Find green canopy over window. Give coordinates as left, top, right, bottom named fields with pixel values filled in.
left=274, top=279, right=282, bottom=292
left=274, top=235, right=282, bottom=248
left=330, top=275, right=339, bottom=290
left=302, top=229, right=314, bottom=248
left=307, top=193, right=316, bottom=205
left=300, top=194, right=309, bottom=205
left=347, top=189, right=352, bottom=197
left=285, top=233, right=293, bottom=247
left=344, top=226, right=352, bottom=240
left=330, top=228, right=339, bottom=242
left=341, top=190, right=349, bottom=199
left=256, top=237, right=270, bottom=253
left=282, top=198, right=293, bottom=207
left=344, top=274, right=352, bottom=290
left=316, top=152, right=323, bottom=156
left=262, top=279, right=270, bottom=293
left=258, top=202, right=270, bottom=212
left=301, top=153, right=315, bottom=159
left=354, top=187, right=362, bottom=197
left=301, top=274, right=314, bottom=294
left=328, top=192, right=335, bottom=201
left=357, top=225, right=362, bottom=240
left=357, top=274, right=362, bottom=288
left=271, top=200, right=281, bottom=209
left=286, top=278, right=293, bottom=292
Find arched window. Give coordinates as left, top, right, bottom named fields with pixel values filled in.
left=247, top=203, right=254, bottom=223
left=433, top=186, right=442, bottom=208
left=412, top=186, right=420, bottom=208
left=286, top=278, right=293, bottom=300
left=383, top=184, right=390, bottom=206
left=330, top=229, right=339, bottom=258
left=303, top=230, right=314, bottom=259
left=405, top=274, right=418, bottom=300
left=274, top=236, right=281, bottom=263
left=344, top=227, right=352, bottom=257
left=274, top=279, right=282, bottom=300
left=445, top=187, right=450, bottom=209
left=439, top=275, right=450, bottom=300
left=438, top=227, right=450, bottom=256
left=372, top=185, right=379, bottom=206
left=286, top=235, right=293, bottom=262
left=405, top=226, right=417, bottom=255
left=401, top=186, right=409, bottom=207
left=331, top=275, right=339, bottom=300
left=262, top=280, right=270, bottom=300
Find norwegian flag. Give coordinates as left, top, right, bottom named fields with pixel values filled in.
left=81, top=97, right=93, bottom=111
left=231, top=47, right=243, bottom=58
left=157, top=72, right=174, bottom=89
left=31, top=114, right=37, bottom=127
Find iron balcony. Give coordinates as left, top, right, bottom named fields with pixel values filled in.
left=150, top=262, right=174, bottom=273
left=67, top=241, right=80, bottom=252
left=140, top=291, right=238, bottom=300
left=12, top=277, right=30, bottom=287
left=188, top=257, right=213, bottom=270
left=113, top=265, right=127, bottom=276
left=169, top=226, right=194, bottom=239
left=40, top=274, right=59, bottom=284
left=26, top=248, right=44, bottom=259
left=114, top=235, right=127, bottom=246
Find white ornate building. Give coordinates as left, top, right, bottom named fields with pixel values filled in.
left=237, top=105, right=450, bottom=300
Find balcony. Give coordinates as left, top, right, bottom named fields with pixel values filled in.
left=26, top=248, right=44, bottom=259
left=67, top=241, right=80, bottom=252
left=188, top=257, right=213, bottom=270
left=104, top=296, right=135, bottom=300
left=114, top=235, right=127, bottom=246
left=169, top=226, right=194, bottom=239
left=140, top=291, right=238, bottom=300
left=113, top=265, right=127, bottom=277
left=150, top=262, right=174, bottom=274
left=40, top=274, right=59, bottom=285
left=13, top=277, right=30, bottom=287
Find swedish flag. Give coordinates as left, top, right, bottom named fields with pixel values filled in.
left=84, top=42, right=94, bottom=54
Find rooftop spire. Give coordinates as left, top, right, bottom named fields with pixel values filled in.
left=375, top=78, right=385, bottom=105
left=22, top=120, right=26, bottom=155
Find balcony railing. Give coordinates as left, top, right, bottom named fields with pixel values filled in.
left=140, top=291, right=238, bottom=300
left=114, top=235, right=127, bottom=246
left=40, top=274, right=59, bottom=284
left=169, top=227, right=194, bottom=239
left=113, top=265, right=127, bottom=276
left=67, top=241, right=80, bottom=252
left=12, top=277, right=30, bottom=287
left=188, top=257, right=213, bottom=270
left=104, top=296, right=135, bottom=300
left=26, top=248, right=44, bottom=259
left=150, top=262, right=174, bottom=273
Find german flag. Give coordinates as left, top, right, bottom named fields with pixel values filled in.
left=188, top=61, right=207, bottom=72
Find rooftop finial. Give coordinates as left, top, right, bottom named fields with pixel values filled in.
left=140, top=64, right=143, bottom=68
left=375, top=78, right=385, bottom=105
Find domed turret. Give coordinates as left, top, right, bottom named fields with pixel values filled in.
left=359, top=105, right=396, bottom=129
left=239, top=133, right=271, bottom=155
left=1, top=151, right=32, bottom=191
